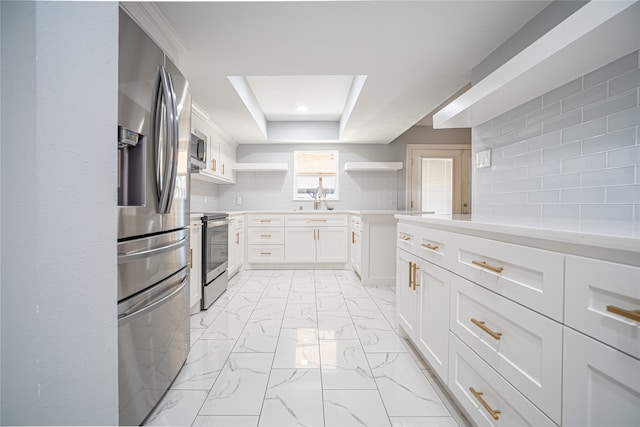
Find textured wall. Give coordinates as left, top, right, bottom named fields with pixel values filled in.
left=473, top=51, right=640, bottom=234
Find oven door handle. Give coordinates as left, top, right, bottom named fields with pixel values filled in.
left=206, top=219, right=230, bottom=228
left=117, top=237, right=187, bottom=263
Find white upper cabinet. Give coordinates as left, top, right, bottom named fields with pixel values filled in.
left=191, top=102, right=236, bottom=184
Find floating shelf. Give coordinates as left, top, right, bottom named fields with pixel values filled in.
left=344, top=162, right=403, bottom=171
left=433, top=1, right=640, bottom=129
left=232, top=163, right=289, bottom=172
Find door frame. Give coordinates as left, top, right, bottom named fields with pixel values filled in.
left=406, top=144, right=472, bottom=213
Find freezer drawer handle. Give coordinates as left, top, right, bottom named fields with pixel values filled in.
left=469, top=387, right=501, bottom=420
left=118, top=237, right=187, bottom=263
left=606, top=305, right=640, bottom=322
left=118, top=276, right=187, bottom=320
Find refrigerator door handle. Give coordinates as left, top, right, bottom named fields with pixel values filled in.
left=154, top=66, right=174, bottom=214
left=117, top=237, right=187, bottom=263
left=118, top=275, right=188, bottom=320
left=163, top=71, right=179, bottom=214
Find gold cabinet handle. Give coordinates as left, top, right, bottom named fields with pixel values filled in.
left=307, top=219, right=328, bottom=222
left=260, top=219, right=272, bottom=223
left=421, top=243, right=439, bottom=251
left=472, top=260, right=504, bottom=273
left=471, top=318, right=503, bottom=340
left=412, top=262, right=420, bottom=290
left=221, top=163, right=225, bottom=174
left=399, top=235, right=411, bottom=241
left=211, top=159, right=217, bottom=171
left=189, top=248, right=193, bottom=269
left=352, top=231, right=355, bottom=244
left=317, top=229, right=320, bottom=240
left=260, top=234, right=272, bottom=238
left=260, top=252, right=271, bottom=255
left=469, top=387, right=501, bottom=420
left=235, top=232, right=239, bottom=244
left=408, top=261, right=413, bottom=288
left=606, top=305, right=640, bottom=322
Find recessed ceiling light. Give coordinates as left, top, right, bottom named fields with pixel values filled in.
left=296, top=105, right=309, bottom=112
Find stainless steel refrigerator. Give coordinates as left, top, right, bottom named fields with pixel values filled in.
left=117, top=9, right=191, bottom=426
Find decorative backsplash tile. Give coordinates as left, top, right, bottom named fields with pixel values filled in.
left=473, top=50, right=640, bottom=228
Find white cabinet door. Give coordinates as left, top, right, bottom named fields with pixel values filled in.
left=284, top=227, right=316, bottom=263
left=316, top=227, right=348, bottom=263
left=237, top=227, right=245, bottom=271
left=229, top=226, right=243, bottom=273
left=189, top=222, right=202, bottom=313
left=415, top=258, right=450, bottom=383
left=563, top=327, right=640, bottom=427
left=220, top=140, right=235, bottom=181
left=396, top=249, right=418, bottom=340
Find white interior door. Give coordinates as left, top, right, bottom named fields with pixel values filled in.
left=409, top=147, right=471, bottom=214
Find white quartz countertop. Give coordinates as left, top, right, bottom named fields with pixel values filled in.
left=395, top=213, right=640, bottom=264
left=224, top=210, right=410, bottom=215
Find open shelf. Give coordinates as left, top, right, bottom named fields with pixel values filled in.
left=232, top=163, right=289, bottom=172
left=433, top=1, right=640, bottom=128
left=344, top=162, right=403, bottom=171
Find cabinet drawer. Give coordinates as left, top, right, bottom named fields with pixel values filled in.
left=451, top=234, right=564, bottom=321
left=247, top=227, right=284, bottom=245
left=229, top=215, right=244, bottom=229
left=398, top=223, right=450, bottom=269
left=448, top=334, right=556, bottom=427
left=563, top=327, right=640, bottom=427
left=450, top=276, right=562, bottom=423
left=246, top=214, right=284, bottom=227
left=285, top=214, right=348, bottom=227
left=247, top=245, right=284, bottom=263
left=565, top=255, right=640, bottom=359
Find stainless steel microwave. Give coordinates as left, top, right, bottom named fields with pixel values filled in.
left=190, top=133, right=205, bottom=170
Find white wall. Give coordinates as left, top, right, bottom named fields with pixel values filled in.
left=473, top=51, right=640, bottom=235
left=1, top=2, right=119, bottom=424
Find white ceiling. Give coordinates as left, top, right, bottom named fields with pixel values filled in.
left=155, top=1, right=551, bottom=144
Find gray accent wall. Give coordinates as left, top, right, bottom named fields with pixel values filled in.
left=1, top=2, right=119, bottom=424
left=473, top=51, right=640, bottom=234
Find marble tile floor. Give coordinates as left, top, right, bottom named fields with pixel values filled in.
left=145, top=270, right=471, bottom=427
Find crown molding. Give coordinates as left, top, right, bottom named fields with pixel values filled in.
left=120, top=2, right=187, bottom=64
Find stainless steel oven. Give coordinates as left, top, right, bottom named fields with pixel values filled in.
left=201, top=212, right=229, bottom=309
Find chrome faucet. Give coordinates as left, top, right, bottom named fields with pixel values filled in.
left=313, top=177, right=325, bottom=210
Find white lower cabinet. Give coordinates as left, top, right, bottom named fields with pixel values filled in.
left=562, top=327, right=640, bottom=427
left=284, top=227, right=316, bottom=263
left=350, top=227, right=362, bottom=274
left=397, top=249, right=418, bottom=340
left=316, top=226, right=348, bottom=262
left=228, top=219, right=244, bottom=277
left=449, top=334, right=556, bottom=427
left=284, top=226, right=348, bottom=263
left=450, top=275, right=563, bottom=423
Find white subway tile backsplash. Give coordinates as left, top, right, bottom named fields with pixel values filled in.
left=502, top=167, right=527, bottom=181
left=608, top=145, right=640, bottom=168
left=610, top=68, right=640, bottom=96
left=562, top=153, right=606, bottom=174
left=543, top=78, right=582, bottom=106
left=582, top=166, right=635, bottom=187
left=513, top=123, right=542, bottom=142
left=583, top=89, right=637, bottom=122
left=583, top=51, right=638, bottom=89
left=501, top=192, right=527, bottom=204
left=502, top=116, right=526, bottom=134
left=580, top=204, right=633, bottom=221
left=542, top=204, right=579, bottom=219
left=527, top=189, right=560, bottom=204
left=527, top=131, right=562, bottom=152
left=512, top=151, right=542, bottom=167
left=542, top=173, right=581, bottom=189
left=582, top=128, right=636, bottom=154
left=493, top=177, right=541, bottom=193
left=543, top=141, right=582, bottom=162
left=561, top=187, right=605, bottom=204
left=561, top=117, right=607, bottom=143
left=528, top=161, right=561, bottom=178
left=542, top=110, right=581, bottom=134
left=526, top=102, right=561, bottom=127
left=608, top=106, right=640, bottom=131
left=502, top=141, right=527, bottom=158
left=607, top=184, right=640, bottom=203
left=562, top=83, right=607, bottom=113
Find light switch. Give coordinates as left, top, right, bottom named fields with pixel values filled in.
left=475, top=149, right=491, bottom=169
left=236, top=195, right=243, bottom=205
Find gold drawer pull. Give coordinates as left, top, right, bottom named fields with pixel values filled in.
left=307, top=219, right=328, bottom=222
left=399, top=235, right=411, bottom=241
left=189, top=249, right=193, bottom=269
left=408, top=261, right=413, bottom=288
left=472, top=260, right=504, bottom=273
left=607, top=305, right=640, bottom=322
left=260, top=252, right=272, bottom=255
left=352, top=231, right=355, bottom=244
left=471, top=318, right=503, bottom=340
left=260, top=234, right=272, bottom=238
left=235, top=232, right=239, bottom=244
left=469, top=387, right=501, bottom=420
left=412, top=263, right=420, bottom=290
left=421, top=243, right=439, bottom=251
left=260, top=219, right=272, bottom=223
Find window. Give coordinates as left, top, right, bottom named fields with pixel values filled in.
left=293, top=151, right=339, bottom=200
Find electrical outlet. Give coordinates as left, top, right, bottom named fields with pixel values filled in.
left=236, top=195, right=243, bottom=205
